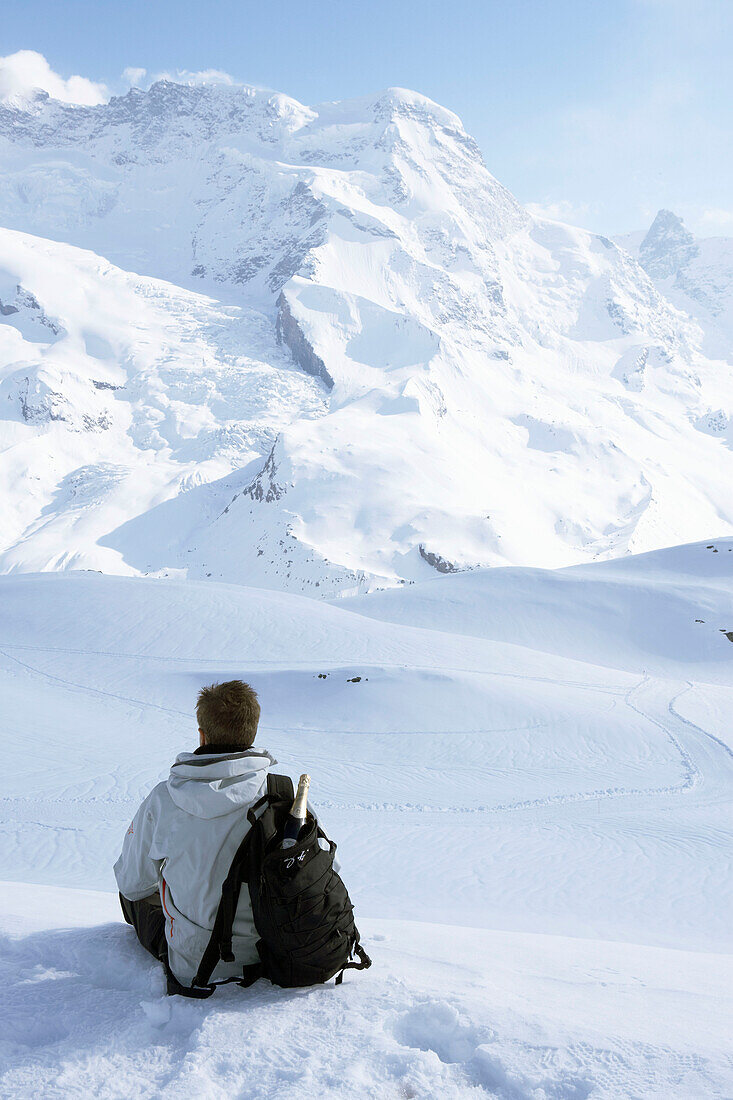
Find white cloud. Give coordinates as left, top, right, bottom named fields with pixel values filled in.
left=122, top=67, right=147, bottom=89
left=525, top=199, right=596, bottom=228
left=0, top=53, right=247, bottom=109
left=695, top=208, right=733, bottom=235
left=151, top=68, right=237, bottom=88
left=115, top=66, right=250, bottom=96
left=0, top=50, right=108, bottom=107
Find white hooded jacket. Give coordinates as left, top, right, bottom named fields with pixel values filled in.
left=114, top=746, right=276, bottom=985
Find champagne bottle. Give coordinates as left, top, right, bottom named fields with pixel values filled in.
left=281, top=774, right=310, bottom=848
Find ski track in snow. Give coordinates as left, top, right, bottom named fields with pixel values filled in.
left=673, top=681, right=733, bottom=761
left=0, top=558, right=731, bottom=1098
left=0, top=644, right=723, bottom=818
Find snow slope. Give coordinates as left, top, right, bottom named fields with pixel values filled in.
left=1, top=84, right=733, bottom=591
left=340, top=536, right=733, bottom=680
left=1, top=539, right=732, bottom=1096
left=0, top=226, right=325, bottom=575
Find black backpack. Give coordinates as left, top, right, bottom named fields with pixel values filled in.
left=167, top=774, right=371, bottom=998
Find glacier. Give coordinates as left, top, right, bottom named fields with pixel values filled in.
left=1, top=82, right=732, bottom=592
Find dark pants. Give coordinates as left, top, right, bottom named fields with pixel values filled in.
left=119, top=891, right=168, bottom=963
left=120, top=890, right=215, bottom=998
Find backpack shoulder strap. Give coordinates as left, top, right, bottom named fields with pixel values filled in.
left=189, top=820, right=254, bottom=992
left=267, top=772, right=294, bottom=802
left=186, top=774, right=293, bottom=995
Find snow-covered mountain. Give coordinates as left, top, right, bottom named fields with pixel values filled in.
left=1, top=82, right=732, bottom=592
left=618, top=209, right=733, bottom=363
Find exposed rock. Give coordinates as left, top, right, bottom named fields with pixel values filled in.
left=81, top=412, right=112, bottom=432
left=639, top=210, right=699, bottom=280
left=606, top=298, right=632, bottom=335
left=276, top=292, right=334, bottom=390
left=695, top=409, right=729, bottom=436
left=92, top=380, right=123, bottom=391
left=418, top=544, right=460, bottom=574
left=18, top=376, right=70, bottom=424
left=243, top=441, right=287, bottom=503
left=2, top=287, right=65, bottom=335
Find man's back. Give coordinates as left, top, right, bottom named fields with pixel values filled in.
left=115, top=744, right=276, bottom=985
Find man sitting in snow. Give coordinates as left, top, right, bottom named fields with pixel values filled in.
left=115, top=680, right=275, bottom=992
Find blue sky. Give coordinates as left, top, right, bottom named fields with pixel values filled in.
left=1, top=0, right=731, bottom=235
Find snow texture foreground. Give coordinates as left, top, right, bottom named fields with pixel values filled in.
left=0, top=539, right=732, bottom=1097
left=2, top=885, right=730, bottom=1099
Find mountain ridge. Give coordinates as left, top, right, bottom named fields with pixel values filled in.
left=1, top=80, right=731, bottom=593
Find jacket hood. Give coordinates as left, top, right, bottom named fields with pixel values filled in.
left=167, top=747, right=276, bottom=819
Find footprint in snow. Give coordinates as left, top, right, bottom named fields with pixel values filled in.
left=393, top=999, right=593, bottom=1099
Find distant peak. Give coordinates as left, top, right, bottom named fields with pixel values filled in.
left=646, top=209, right=688, bottom=236
left=639, top=209, right=698, bottom=279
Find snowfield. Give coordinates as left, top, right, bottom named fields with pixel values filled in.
left=1, top=539, right=732, bottom=1097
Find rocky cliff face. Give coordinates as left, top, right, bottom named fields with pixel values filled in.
left=276, top=293, right=334, bottom=389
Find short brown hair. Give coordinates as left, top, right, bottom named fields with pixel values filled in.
left=196, top=680, right=260, bottom=748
